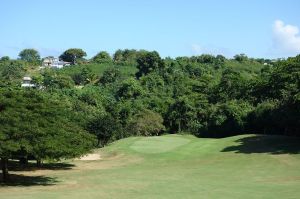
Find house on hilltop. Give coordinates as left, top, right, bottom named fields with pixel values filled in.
left=42, top=56, right=71, bottom=69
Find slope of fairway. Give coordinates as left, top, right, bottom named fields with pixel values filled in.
left=130, top=135, right=191, bottom=153
left=1, top=134, right=300, bottom=199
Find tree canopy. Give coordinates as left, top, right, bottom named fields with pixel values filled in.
left=0, top=49, right=299, bottom=182
left=0, top=88, right=96, bottom=182
left=92, top=51, right=112, bottom=63
left=18, top=49, right=41, bottom=65
left=136, top=51, right=164, bottom=78
left=59, top=48, right=87, bottom=64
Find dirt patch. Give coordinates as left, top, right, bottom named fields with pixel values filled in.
left=77, top=153, right=101, bottom=161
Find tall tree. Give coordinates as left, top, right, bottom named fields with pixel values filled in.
left=59, top=48, right=87, bottom=65
left=87, top=113, right=122, bottom=146
left=113, top=49, right=140, bottom=65
left=126, top=109, right=165, bottom=136
left=0, top=88, right=96, bottom=182
left=234, top=53, right=248, bottom=62
left=1, top=60, right=25, bottom=81
left=18, top=49, right=41, bottom=64
left=0, top=56, right=10, bottom=62
left=99, top=67, right=121, bottom=85
left=136, top=51, right=164, bottom=78
left=92, top=51, right=112, bottom=63
left=117, top=78, right=144, bottom=99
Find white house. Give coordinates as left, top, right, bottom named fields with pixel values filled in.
left=42, top=57, right=71, bottom=69
left=21, top=76, right=35, bottom=88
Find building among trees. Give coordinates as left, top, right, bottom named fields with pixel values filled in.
left=42, top=57, right=71, bottom=69
left=21, top=76, right=35, bottom=87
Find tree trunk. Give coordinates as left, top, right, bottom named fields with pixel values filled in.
left=36, top=159, right=43, bottom=167
left=97, top=139, right=101, bottom=147
left=19, top=156, right=28, bottom=165
left=1, top=157, right=9, bottom=183
left=178, top=120, right=181, bottom=132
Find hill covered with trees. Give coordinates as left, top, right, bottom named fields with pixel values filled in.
left=0, top=48, right=299, bottom=182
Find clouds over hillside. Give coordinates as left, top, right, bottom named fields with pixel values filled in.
left=272, top=20, right=300, bottom=55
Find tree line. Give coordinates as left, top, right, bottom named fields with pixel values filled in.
left=0, top=48, right=299, bottom=182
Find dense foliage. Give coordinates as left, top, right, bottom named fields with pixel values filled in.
left=0, top=49, right=299, bottom=182
left=18, top=49, right=41, bottom=65
left=0, top=87, right=96, bottom=181
left=59, top=48, right=87, bottom=64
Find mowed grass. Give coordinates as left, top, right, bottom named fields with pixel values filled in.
left=1, top=134, right=300, bottom=199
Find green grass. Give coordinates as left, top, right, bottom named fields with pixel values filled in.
left=1, top=134, right=300, bottom=199
left=59, top=63, right=138, bottom=78
left=225, top=60, right=264, bottom=80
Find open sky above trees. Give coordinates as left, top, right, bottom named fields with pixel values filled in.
left=0, top=0, right=300, bottom=59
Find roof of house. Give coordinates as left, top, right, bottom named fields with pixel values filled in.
left=23, top=76, right=32, bottom=81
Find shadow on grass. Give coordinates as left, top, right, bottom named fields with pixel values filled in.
left=8, top=161, right=75, bottom=172
left=221, top=135, right=300, bottom=154
left=0, top=174, right=58, bottom=186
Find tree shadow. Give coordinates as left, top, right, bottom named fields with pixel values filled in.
left=0, top=174, right=58, bottom=186
left=221, top=135, right=300, bottom=154
left=8, top=161, right=75, bottom=172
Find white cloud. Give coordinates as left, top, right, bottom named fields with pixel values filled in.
left=272, top=20, right=300, bottom=54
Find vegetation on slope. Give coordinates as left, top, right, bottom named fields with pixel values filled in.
left=0, top=48, right=299, bottom=183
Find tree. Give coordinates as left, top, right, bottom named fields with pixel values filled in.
left=126, top=109, right=165, bottom=136
left=136, top=51, right=164, bottom=78
left=247, top=100, right=279, bottom=134
left=72, top=67, right=94, bottom=85
left=206, top=100, right=253, bottom=137
left=167, top=96, right=196, bottom=132
left=0, top=56, right=10, bottom=62
left=215, top=68, right=246, bottom=101
left=42, top=70, right=75, bottom=89
left=195, top=54, right=215, bottom=64
left=266, top=55, right=300, bottom=101
left=87, top=114, right=122, bottom=146
left=92, top=51, right=112, bottom=63
left=117, top=78, right=144, bottom=99
left=234, top=53, right=248, bottom=62
left=0, top=88, right=96, bottom=182
left=113, top=49, right=123, bottom=63
left=18, top=49, right=41, bottom=64
left=215, top=55, right=226, bottom=67
left=216, top=55, right=226, bottom=62
left=99, top=67, right=121, bottom=85
left=113, top=49, right=140, bottom=65
left=1, top=61, right=25, bottom=81
left=59, top=48, right=87, bottom=65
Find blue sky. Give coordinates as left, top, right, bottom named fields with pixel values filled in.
left=0, top=0, right=299, bottom=59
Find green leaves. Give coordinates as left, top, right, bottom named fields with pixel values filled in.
left=99, top=67, right=121, bottom=85
left=87, top=113, right=122, bottom=146
left=136, top=51, right=164, bottom=79
left=92, top=51, right=112, bottom=64
left=126, top=109, right=165, bottom=136
left=18, top=49, right=41, bottom=65
left=0, top=60, right=25, bottom=81
left=0, top=88, right=96, bottom=161
left=117, top=78, right=144, bottom=99
left=59, top=48, right=87, bottom=64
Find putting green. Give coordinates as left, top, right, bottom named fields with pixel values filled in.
left=130, top=135, right=191, bottom=154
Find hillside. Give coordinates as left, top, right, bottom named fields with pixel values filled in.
left=1, top=134, right=300, bottom=199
